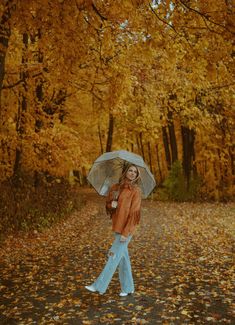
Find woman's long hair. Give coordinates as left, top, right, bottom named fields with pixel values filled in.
left=119, top=163, right=140, bottom=186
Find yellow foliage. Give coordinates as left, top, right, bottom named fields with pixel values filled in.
left=0, top=0, right=233, bottom=199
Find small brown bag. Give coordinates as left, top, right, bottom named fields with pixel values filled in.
left=111, top=190, right=119, bottom=209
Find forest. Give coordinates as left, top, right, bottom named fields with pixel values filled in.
left=0, top=0, right=234, bottom=233
left=0, top=2, right=235, bottom=324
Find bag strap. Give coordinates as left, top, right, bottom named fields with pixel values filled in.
left=112, top=184, right=120, bottom=200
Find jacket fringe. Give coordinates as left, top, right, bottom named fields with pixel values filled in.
left=129, top=211, right=141, bottom=225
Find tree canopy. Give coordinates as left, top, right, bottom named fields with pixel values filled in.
left=0, top=0, right=234, bottom=199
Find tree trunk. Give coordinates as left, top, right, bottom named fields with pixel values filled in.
left=167, top=111, right=178, bottom=163
left=130, top=142, right=134, bottom=152
left=147, top=141, right=153, bottom=172
left=229, top=146, right=234, bottom=176
left=0, top=0, right=14, bottom=123
left=98, top=122, right=104, bottom=154
left=139, top=132, right=145, bottom=161
left=162, top=126, right=171, bottom=170
left=136, top=134, right=141, bottom=154
left=12, top=147, right=21, bottom=187
left=106, top=112, right=114, bottom=152
left=12, top=32, right=28, bottom=184
left=155, top=144, right=163, bottom=183
left=32, top=30, right=43, bottom=187
left=181, top=126, right=195, bottom=189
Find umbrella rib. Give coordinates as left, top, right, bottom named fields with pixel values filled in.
left=87, top=150, right=156, bottom=198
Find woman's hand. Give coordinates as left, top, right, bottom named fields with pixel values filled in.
left=120, top=235, right=127, bottom=242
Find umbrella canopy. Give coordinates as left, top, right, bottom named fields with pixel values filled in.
left=87, top=150, right=156, bottom=198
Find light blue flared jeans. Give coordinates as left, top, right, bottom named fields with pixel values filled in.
left=92, top=233, right=134, bottom=294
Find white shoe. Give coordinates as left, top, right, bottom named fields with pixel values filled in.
left=85, top=285, right=96, bottom=293
left=119, top=291, right=134, bottom=297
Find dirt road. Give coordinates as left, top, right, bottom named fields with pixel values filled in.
left=0, top=190, right=234, bottom=324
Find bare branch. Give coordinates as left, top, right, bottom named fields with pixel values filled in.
left=179, top=0, right=235, bottom=35
left=148, top=2, right=178, bottom=34
left=208, top=82, right=235, bottom=92
left=2, top=78, right=23, bottom=89
left=2, top=72, right=43, bottom=89
left=92, top=2, right=107, bottom=21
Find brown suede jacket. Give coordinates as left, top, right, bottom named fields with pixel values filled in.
left=106, top=181, right=142, bottom=237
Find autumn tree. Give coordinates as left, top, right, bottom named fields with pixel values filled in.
left=0, top=0, right=234, bottom=200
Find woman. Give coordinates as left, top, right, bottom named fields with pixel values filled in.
left=85, top=163, right=142, bottom=296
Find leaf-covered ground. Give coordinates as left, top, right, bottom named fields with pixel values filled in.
left=0, top=190, right=234, bottom=324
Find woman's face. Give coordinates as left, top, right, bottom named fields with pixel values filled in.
left=126, top=166, right=138, bottom=181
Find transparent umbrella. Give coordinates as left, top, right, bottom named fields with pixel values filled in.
left=87, top=150, right=156, bottom=198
